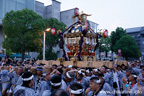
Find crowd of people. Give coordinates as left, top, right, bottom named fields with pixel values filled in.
left=0, top=57, right=144, bottom=96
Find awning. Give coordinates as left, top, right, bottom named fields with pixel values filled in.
left=10, top=53, right=30, bottom=58
left=0, top=54, right=5, bottom=57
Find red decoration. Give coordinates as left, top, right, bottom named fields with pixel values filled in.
left=84, top=23, right=88, bottom=30
left=92, top=52, right=95, bottom=56
left=68, top=52, right=73, bottom=56
left=67, top=52, right=71, bottom=56
left=81, top=52, right=84, bottom=56
left=91, top=80, right=95, bottom=83
left=76, top=46, right=78, bottom=49
left=75, top=8, right=79, bottom=16
left=85, top=52, right=88, bottom=55
left=84, top=22, right=90, bottom=31
left=76, top=52, right=78, bottom=56
left=90, top=52, right=95, bottom=56
left=51, top=28, right=56, bottom=35
left=70, top=47, right=73, bottom=50
left=103, top=30, right=108, bottom=38
left=66, top=44, right=70, bottom=48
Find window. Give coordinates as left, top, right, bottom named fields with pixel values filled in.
left=138, top=34, right=140, bottom=37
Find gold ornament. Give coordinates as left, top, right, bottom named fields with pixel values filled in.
left=75, top=26, right=78, bottom=29
left=76, top=29, right=79, bottom=32
left=57, top=29, right=62, bottom=34
left=71, top=30, right=75, bottom=33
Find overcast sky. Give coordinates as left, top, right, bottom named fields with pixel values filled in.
left=37, top=0, right=144, bottom=34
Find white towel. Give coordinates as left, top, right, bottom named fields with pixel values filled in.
left=113, top=72, right=121, bottom=96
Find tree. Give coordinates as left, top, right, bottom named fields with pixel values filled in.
left=2, top=8, right=45, bottom=61
left=44, top=18, right=66, bottom=60
left=99, top=36, right=111, bottom=58
left=113, top=35, right=140, bottom=59
left=6, top=49, right=13, bottom=56
left=111, top=27, right=127, bottom=52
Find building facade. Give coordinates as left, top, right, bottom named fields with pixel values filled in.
left=126, top=26, right=144, bottom=55
left=0, top=0, right=35, bottom=24
left=0, top=0, right=35, bottom=53
left=0, top=0, right=98, bottom=58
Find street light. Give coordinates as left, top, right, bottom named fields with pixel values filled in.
left=43, top=28, right=51, bottom=60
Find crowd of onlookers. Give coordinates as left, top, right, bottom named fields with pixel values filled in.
left=0, top=56, right=144, bottom=96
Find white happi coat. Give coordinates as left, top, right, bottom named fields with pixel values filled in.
left=13, top=85, right=36, bottom=96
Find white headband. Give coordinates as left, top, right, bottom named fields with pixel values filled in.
left=91, top=79, right=101, bottom=83
left=66, top=72, right=72, bottom=79
left=86, top=69, right=90, bottom=73
left=42, top=73, right=47, bottom=77
left=70, top=89, right=83, bottom=94
left=50, top=81, right=62, bottom=86
left=93, top=69, right=100, bottom=73
left=95, top=79, right=101, bottom=83
left=78, top=70, right=85, bottom=76
left=22, top=75, right=34, bottom=81
left=132, top=75, right=137, bottom=78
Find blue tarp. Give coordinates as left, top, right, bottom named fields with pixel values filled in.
left=10, top=53, right=30, bottom=58
left=0, top=54, right=5, bottom=57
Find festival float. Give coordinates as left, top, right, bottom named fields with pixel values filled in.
left=58, top=8, right=108, bottom=65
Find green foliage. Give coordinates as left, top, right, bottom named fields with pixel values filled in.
left=113, top=35, right=140, bottom=59
left=2, top=8, right=45, bottom=60
left=111, top=27, right=127, bottom=51
left=37, top=49, right=43, bottom=60
left=6, top=49, right=12, bottom=55
left=44, top=18, right=66, bottom=60
left=37, top=54, right=43, bottom=60
left=45, top=48, right=57, bottom=60
left=99, top=36, right=111, bottom=57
